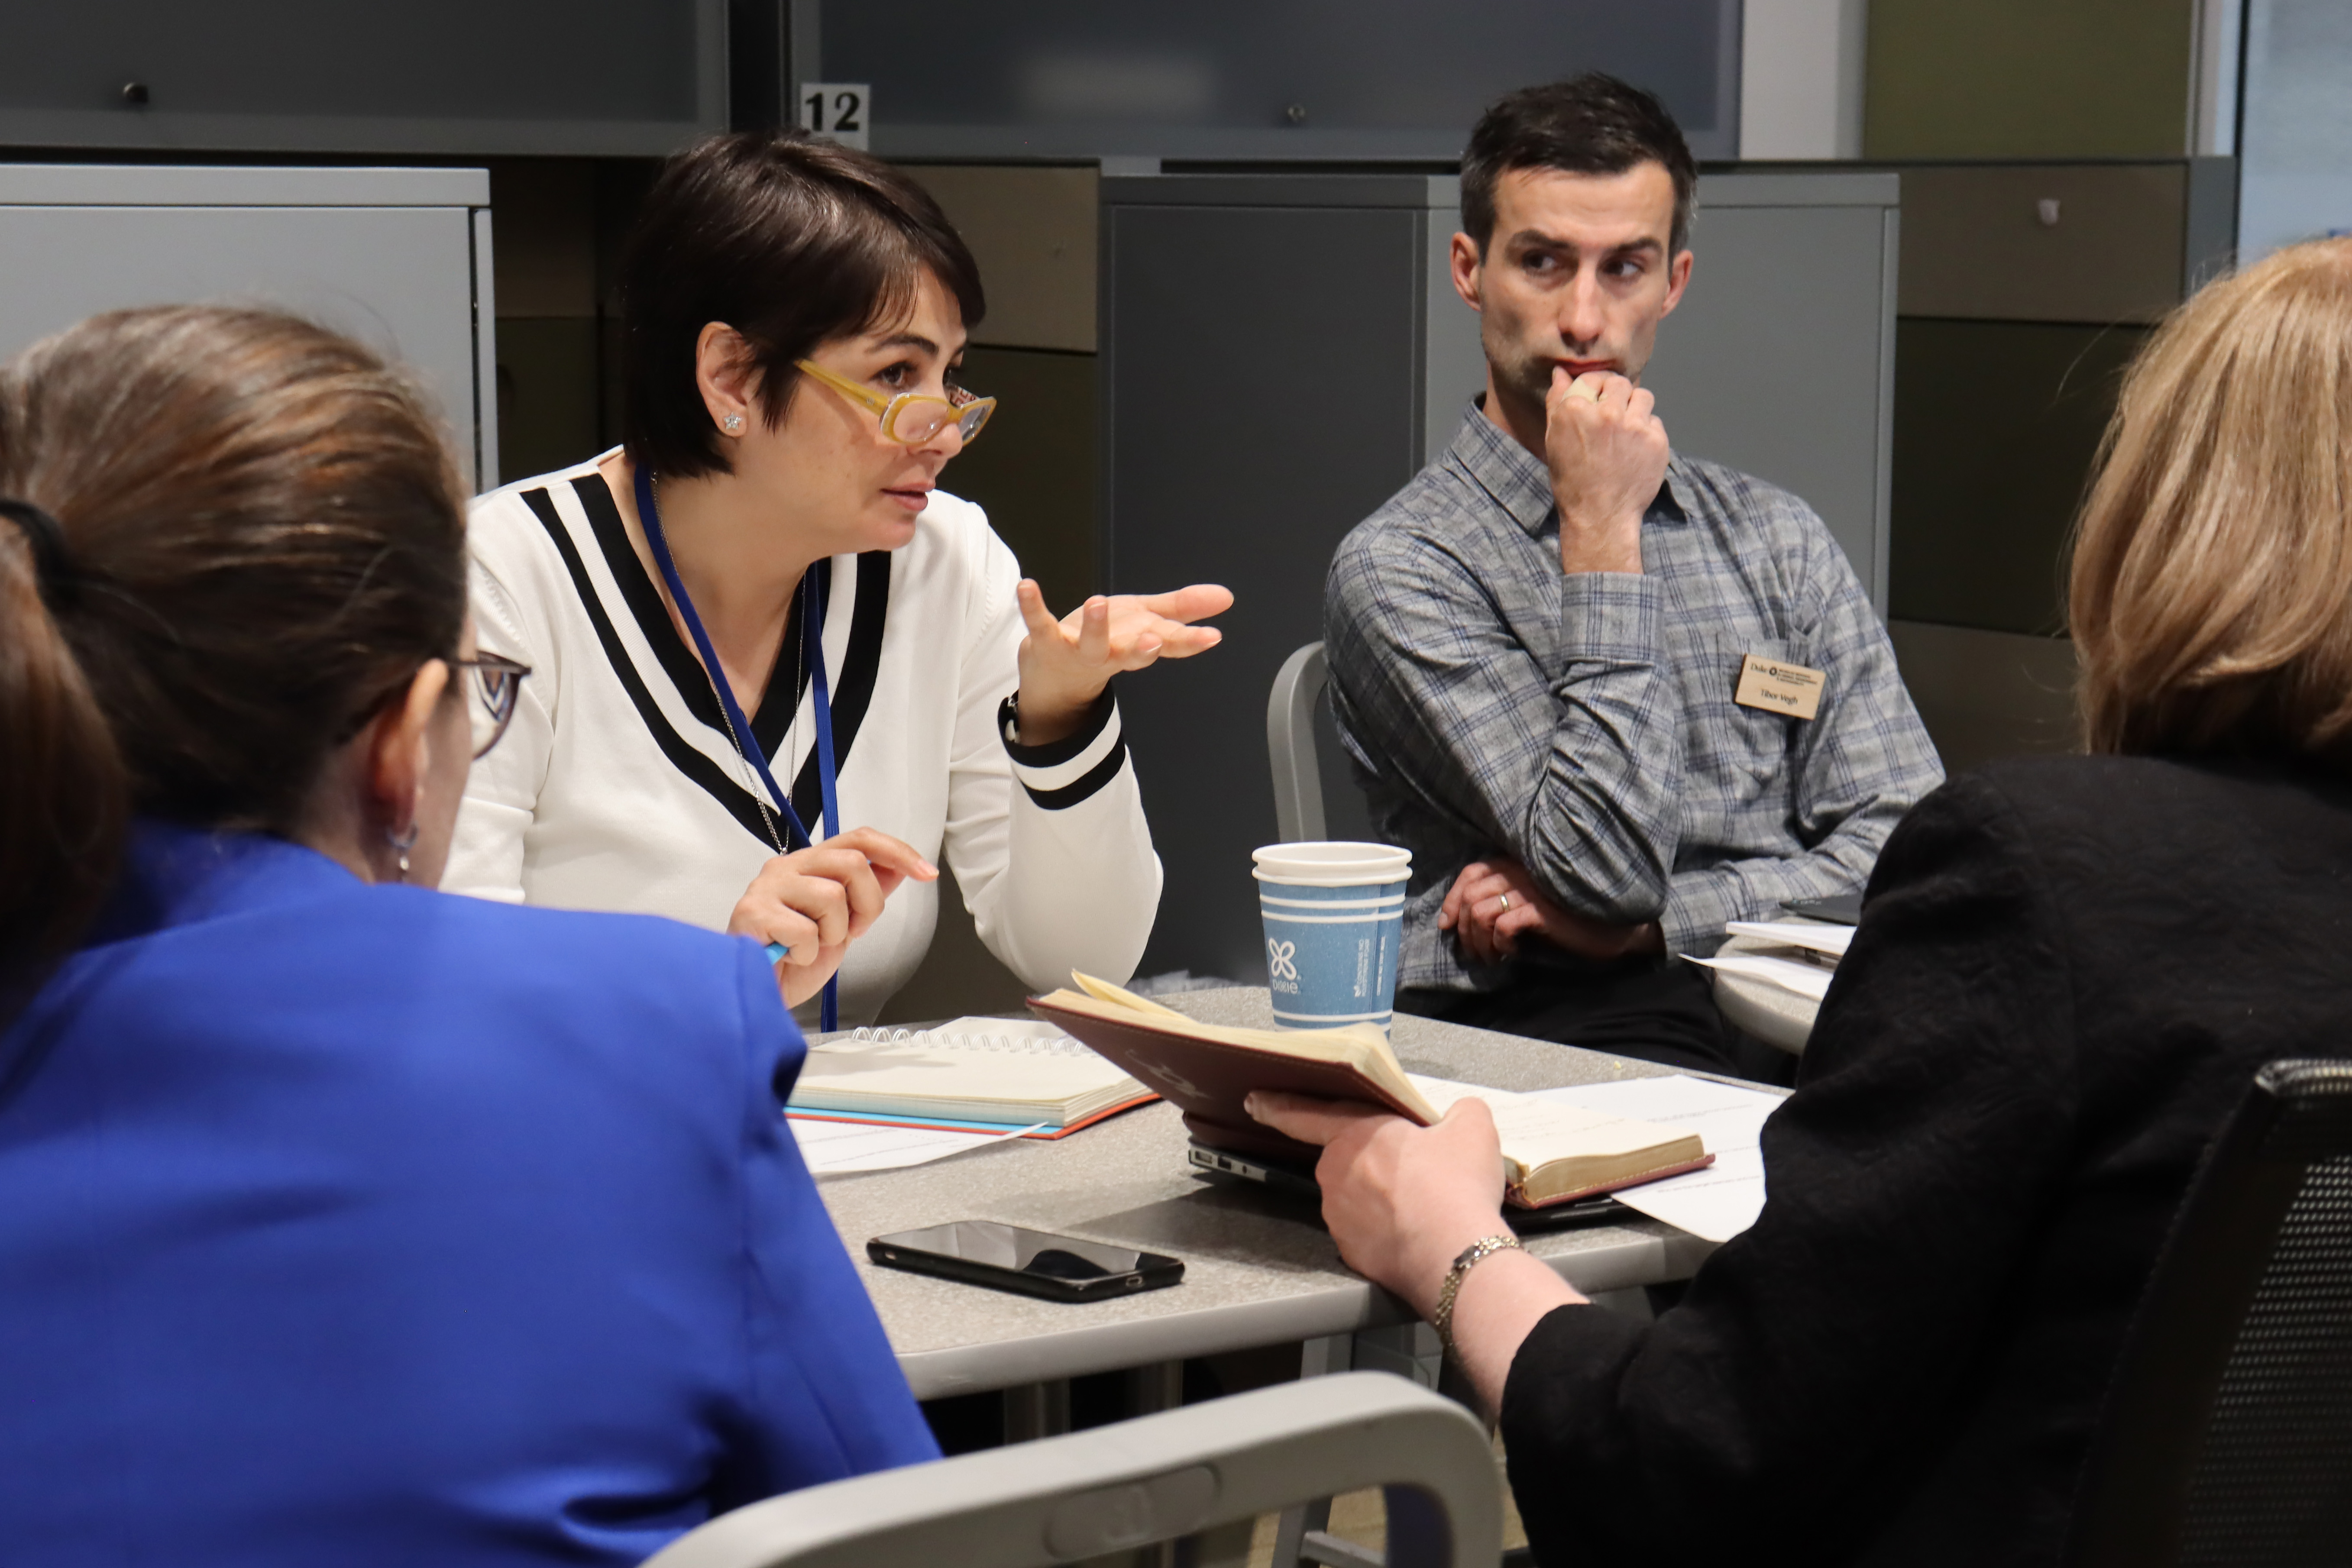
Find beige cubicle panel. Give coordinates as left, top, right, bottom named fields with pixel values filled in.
left=877, top=164, right=1106, bottom=1024
left=903, top=165, right=1098, bottom=354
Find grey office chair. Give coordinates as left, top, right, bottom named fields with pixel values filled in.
left=2067, top=1057, right=2352, bottom=1567
left=1279, top=635, right=1812, bottom=1055
left=642, top=1371, right=1499, bottom=1568
left=1268, top=642, right=1330, bottom=843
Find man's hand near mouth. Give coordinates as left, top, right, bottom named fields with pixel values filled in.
left=1543, top=364, right=1666, bottom=576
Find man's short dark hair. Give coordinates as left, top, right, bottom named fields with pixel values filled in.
left=619, top=130, right=986, bottom=481
left=1461, top=74, right=1698, bottom=258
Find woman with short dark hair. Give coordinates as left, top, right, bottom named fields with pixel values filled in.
left=1251, top=237, right=2352, bottom=1565
left=449, top=132, right=1227, bottom=1027
left=0, top=305, right=937, bottom=1566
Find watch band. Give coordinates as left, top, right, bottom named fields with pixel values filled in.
left=1432, top=1233, right=1523, bottom=1361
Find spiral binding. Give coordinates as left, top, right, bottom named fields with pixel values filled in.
left=841, top=1025, right=1090, bottom=1057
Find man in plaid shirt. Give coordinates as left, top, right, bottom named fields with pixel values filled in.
left=1326, top=76, right=1941, bottom=1076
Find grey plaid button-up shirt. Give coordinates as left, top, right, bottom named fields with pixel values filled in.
left=1326, top=407, right=1943, bottom=993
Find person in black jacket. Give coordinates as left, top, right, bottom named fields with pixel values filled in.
left=1248, top=234, right=2352, bottom=1567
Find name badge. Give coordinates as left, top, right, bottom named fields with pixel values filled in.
left=1735, top=653, right=1825, bottom=721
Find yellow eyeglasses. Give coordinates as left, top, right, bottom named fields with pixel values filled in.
left=793, top=359, right=996, bottom=446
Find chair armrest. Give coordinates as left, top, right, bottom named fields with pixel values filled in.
left=1268, top=641, right=1330, bottom=845
left=646, top=1371, right=1499, bottom=1568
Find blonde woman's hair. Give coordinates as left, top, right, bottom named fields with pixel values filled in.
left=2071, top=236, right=2352, bottom=760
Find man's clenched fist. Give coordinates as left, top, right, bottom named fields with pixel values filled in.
left=1544, top=367, right=1668, bottom=576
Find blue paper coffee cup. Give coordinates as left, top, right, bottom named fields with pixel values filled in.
left=1252, top=841, right=1413, bottom=1031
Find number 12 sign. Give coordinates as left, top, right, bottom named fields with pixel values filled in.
left=799, top=83, right=870, bottom=150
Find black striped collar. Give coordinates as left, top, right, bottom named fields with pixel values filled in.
left=521, top=475, right=894, bottom=849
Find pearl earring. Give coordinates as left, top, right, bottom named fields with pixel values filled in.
left=386, top=822, right=420, bottom=883
left=723, top=414, right=745, bottom=432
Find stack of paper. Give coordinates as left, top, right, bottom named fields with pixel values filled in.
left=1530, top=1074, right=1785, bottom=1242
left=788, top=1115, right=1045, bottom=1174
left=1724, top=919, right=1853, bottom=957
left=1684, top=918, right=1850, bottom=1003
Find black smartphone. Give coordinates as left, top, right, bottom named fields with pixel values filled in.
left=868, top=1221, right=1185, bottom=1303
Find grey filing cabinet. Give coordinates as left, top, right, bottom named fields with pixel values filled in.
left=0, top=165, right=496, bottom=491
left=1101, top=168, right=1899, bottom=983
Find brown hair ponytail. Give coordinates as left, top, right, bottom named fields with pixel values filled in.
left=0, top=305, right=466, bottom=1006
left=0, top=501, right=126, bottom=999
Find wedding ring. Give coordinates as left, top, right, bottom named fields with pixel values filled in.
left=1497, top=891, right=1512, bottom=912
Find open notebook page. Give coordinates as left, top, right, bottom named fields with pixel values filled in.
left=1405, top=1074, right=1699, bottom=1166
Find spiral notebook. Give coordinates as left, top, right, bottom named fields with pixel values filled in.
left=785, top=1017, right=1158, bottom=1140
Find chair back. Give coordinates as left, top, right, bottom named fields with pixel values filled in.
left=2068, top=1057, right=2352, bottom=1566
left=1268, top=641, right=1329, bottom=843
left=644, top=1371, right=1501, bottom=1568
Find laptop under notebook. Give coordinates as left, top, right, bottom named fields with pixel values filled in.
left=1184, top=1141, right=1627, bottom=1232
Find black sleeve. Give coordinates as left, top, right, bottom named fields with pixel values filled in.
left=1499, top=771, right=2081, bottom=1565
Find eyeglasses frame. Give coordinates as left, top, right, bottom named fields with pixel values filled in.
left=455, top=650, right=532, bottom=759
left=791, top=358, right=996, bottom=446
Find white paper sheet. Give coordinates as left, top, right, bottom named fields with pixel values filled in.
left=786, top=1115, right=1045, bottom=1174
left=1530, top=1075, right=1783, bottom=1243
left=1683, top=951, right=1835, bottom=1002
left=1723, top=919, right=1854, bottom=958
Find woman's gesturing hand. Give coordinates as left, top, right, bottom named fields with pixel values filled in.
left=726, top=827, right=938, bottom=1006
left=1012, top=579, right=1233, bottom=746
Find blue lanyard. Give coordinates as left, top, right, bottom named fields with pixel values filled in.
left=634, top=465, right=842, bottom=1031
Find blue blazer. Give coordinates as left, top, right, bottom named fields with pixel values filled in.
left=0, top=824, right=939, bottom=1566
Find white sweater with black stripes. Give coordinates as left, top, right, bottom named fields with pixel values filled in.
left=445, top=455, right=1162, bottom=1028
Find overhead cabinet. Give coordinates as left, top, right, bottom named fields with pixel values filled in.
left=803, top=0, right=1744, bottom=161
left=0, top=0, right=724, bottom=156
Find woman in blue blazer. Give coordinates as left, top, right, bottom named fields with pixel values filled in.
left=0, top=305, right=939, bottom=1567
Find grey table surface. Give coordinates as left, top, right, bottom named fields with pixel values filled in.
left=812, top=987, right=1725, bottom=1400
